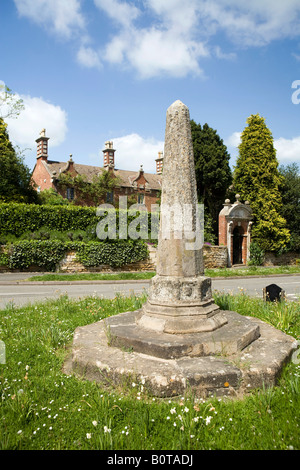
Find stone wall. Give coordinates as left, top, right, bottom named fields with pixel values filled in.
left=203, top=245, right=228, bottom=269
left=57, top=247, right=156, bottom=273
left=263, top=251, right=300, bottom=266
left=57, top=244, right=228, bottom=273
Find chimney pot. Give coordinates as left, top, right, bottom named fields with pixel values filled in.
left=155, top=151, right=164, bottom=174
left=103, top=141, right=115, bottom=168
left=36, top=129, right=49, bottom=161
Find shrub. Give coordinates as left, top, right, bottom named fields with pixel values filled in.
left=0, top=203, right=160, bottom=239
left=0, top=203, right=99, bottom=237
left=75, top=240, right=149, bottom=268
left=0, top=252, right=9, bottom=266
left=3, top=239, right=149, bottom=271
left=7, top=240, right=69, bottom=271
left=248, top=241, right=265, bottom=266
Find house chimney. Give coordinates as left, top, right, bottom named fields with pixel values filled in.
left=155, top=151, right=163, bottom=174
left=36, top=129, right=49, bottom=161
left=102, top=141, right=115, bottom=169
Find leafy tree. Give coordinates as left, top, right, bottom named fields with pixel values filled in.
left=279, top=163, right=300, bottom=251
left=57, top=169, right=120, bottom=205
left=0, top=118, right=39, bottom=203
left=0, top=83, right=24, bottom=119
left=38, top=188, right=70, bottom=206
left=233, top=114, right=290, bottom=252
left=190, top=120, right=232, bottom=237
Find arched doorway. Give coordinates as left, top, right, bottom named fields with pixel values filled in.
left=232, top=226, right=243, bottom=265
left=218, top=196, right=253, bottom=267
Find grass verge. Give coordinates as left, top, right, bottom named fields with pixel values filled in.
left=25, top=272, right=156, bottom=282
left=0, top=291, right=299, bottom=450
left=206, top=265, right=300, bottom=277
left=24, top=265, right=300, bottom=282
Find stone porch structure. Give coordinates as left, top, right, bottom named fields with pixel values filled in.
left=219, top=195, right=253, bottom=267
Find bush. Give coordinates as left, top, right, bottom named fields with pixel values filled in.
left=0, top=203, right=99, bottom=237
left=75, top=240, right=149, bottom=268
left=0, top=252, right=9, bottom=266
left=0, top=203, right=160, bottom=239
left=248, top=241, right=265, bottom=266
left=2, top=239, right=149, bottom=271
left=7, top=240, right=69, bottom=271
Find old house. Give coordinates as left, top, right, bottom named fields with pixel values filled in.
left=32, top=129, right=163, bottom=211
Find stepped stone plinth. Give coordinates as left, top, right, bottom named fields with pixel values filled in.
left=66, top=101, right=298, bottom=397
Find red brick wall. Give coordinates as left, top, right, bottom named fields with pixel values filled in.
left=31, top=159, right=55, bottom=192
left=218, top=214, right=227, bottom=245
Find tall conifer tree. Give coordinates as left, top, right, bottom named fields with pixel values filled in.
left=190, top=120, right=232, bottom=237
left=233, top=114, right=290, bottom=252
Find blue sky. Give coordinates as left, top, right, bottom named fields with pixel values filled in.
left=1, top=0, right=300, bottom=174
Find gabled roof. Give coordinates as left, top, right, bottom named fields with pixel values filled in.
left=43, top=160, right=162, bottom=191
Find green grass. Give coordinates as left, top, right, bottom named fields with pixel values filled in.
left=25, top=265, right=300, bottom=282
left=206, top=265, right=300, bottom=277
left=25, top=272, right=156, bottom=282
left=0, top=292, right=299, bottom=450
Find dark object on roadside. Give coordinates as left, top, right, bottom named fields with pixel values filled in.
left=263, top=284, right=285, bottom=302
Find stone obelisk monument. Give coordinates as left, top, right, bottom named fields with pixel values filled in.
left=69, top=100, right=297, bottom=398
left=137, top=100, right=227, bottom=334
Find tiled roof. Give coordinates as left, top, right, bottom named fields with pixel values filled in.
left=44, top=160, right=162, bottom=190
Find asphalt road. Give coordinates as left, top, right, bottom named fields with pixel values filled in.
left=0, top=272, right=299, bottom=309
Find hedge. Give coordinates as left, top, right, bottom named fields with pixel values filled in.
left=1, top=240, right=149, bottom=271
left=0, top=203, right=98, bottom=237
left=0, top=203, right=159, bottom=239
left=75, top=240, right=149, bottom=268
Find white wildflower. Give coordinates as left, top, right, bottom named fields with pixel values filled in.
left=205, top=416, right=212, bottom=425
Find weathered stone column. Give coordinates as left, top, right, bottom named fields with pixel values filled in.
left=137, top=100, right=227, bottom=334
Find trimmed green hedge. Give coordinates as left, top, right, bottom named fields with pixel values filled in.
left=75, top=240, right=149, bottom=268
left=7, top=240, right=69, bottom=271
left=1, top=240, right=149, bottom=271
left=0, top=203, right=159, bottom=239
left=0, top=203, right=98, bottom=237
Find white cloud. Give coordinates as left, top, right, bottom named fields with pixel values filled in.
left=6, top=94, right=67, bottom=149
left=125, top=28, right=207, bottom=79
left=14, top=0, right=300, bottom=78
left=14, top=0, right=85, bottom=38
left=94, top=0, right=300, bottom=78
left=98, top=0, right=209, bottom=78
left=77, top=46, right=102, bottom=69
left=199, top=0, right=300, bottom=46
left=110, top=134, right=164, bottom=173
left=225, top=132, right=300, bottom=164
left=214, top=46, right=236, bottom=60
left=274, top=137, right=300, bottom=163
left=93, top=0, right=140, bottom=28
left=146, top=0, right=199, bottom=34
left=225, top=132, right=241, bottom=148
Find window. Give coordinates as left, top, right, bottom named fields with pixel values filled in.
left=106, top=191, right=114, bottom=204
left=138, top=193, right=145, bottom=204
left=66, top=187, right=75, bottom=200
